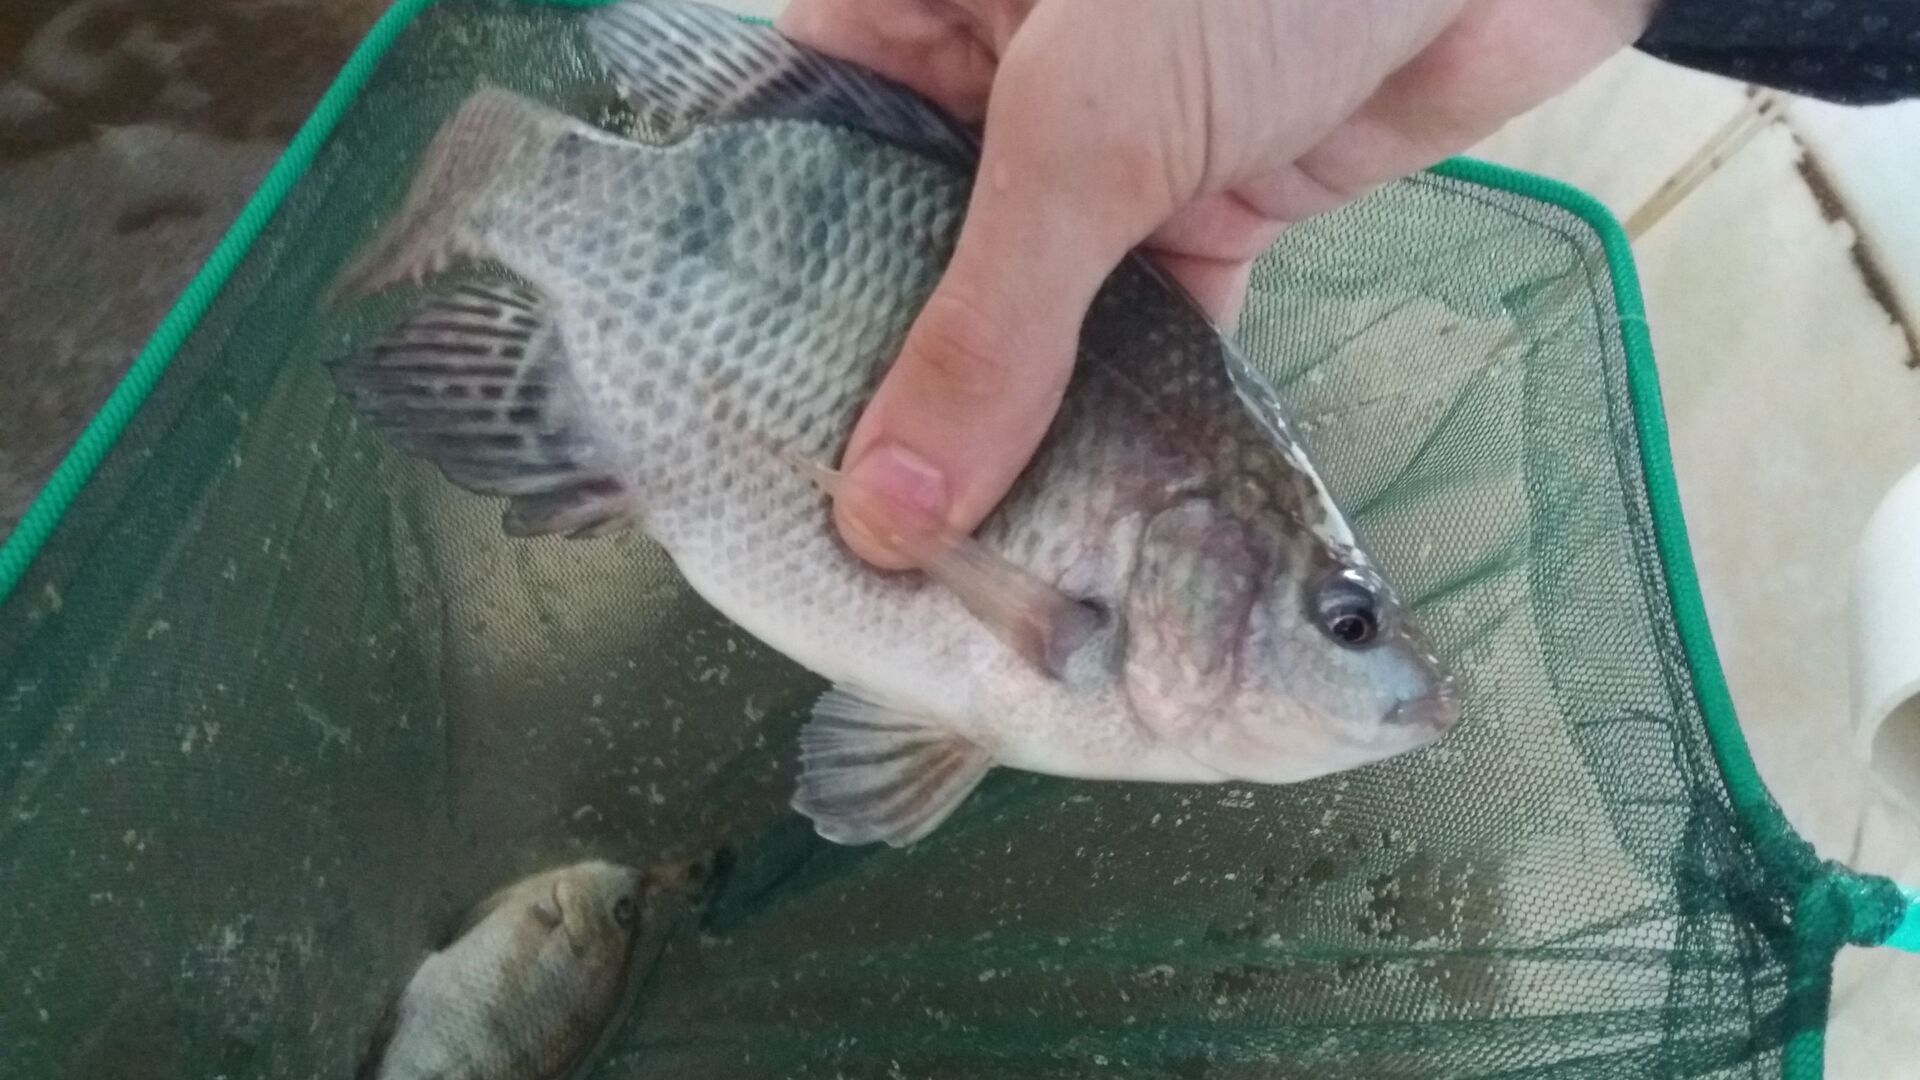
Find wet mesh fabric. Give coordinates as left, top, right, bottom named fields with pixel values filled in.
left=0, top=2, right=1908, bottom=1077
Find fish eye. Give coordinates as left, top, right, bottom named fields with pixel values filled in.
left=612, top=896, right=637, bottom=928
left=1313, top=571, right=1381, bottom=649
left=1328, top=610, right=1376, bottom=646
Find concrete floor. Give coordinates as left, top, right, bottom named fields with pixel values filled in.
left=0, top=0, right=382, bottom=534
left=4, top=0, right=1918, bottom=1073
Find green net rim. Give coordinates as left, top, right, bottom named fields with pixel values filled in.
left=0, top=4, right=1909, bottom=1065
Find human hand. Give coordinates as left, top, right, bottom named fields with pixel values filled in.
left=777, top=0, right=1660, bottom=568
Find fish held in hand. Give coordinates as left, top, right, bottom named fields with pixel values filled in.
left=326, top=0, right=1459, bottom=849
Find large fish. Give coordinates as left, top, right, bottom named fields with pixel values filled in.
left=327, top=0, right=1458, bottom=848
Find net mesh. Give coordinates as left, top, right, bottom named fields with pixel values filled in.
left=0, top=2, right=1904, bottom=1077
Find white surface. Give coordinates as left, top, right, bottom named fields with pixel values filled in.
left=1853, top=461, right=1920, bottom=819
left=1789, top=96, right=1920, bottom=351
left=1468, top=49, right=1754, bottom=223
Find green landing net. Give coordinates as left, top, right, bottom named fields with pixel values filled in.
left=2, top=1, right=1916, bottom=1077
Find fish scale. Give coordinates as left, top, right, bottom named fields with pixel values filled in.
left=498, top=120, right=1002, bottom=688
left=326, top=0, right=1457, bottom=849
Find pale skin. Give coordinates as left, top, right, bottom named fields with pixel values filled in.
left=775, top=0, right=1664, bottom=568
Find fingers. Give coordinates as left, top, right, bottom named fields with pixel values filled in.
left=1140, top=0, right=1661, bottom=251
left=789, top=0, right=1654, bottom=572
left=833, top=15, right=1176, bottom=568
left=1144, top=253, right=1261, bottom=330
left=1142, top=191, right=1292, bottom=327
left=1285, top=0, right=1661, bottom=205
left=777, top=0, right=1001, bottom=121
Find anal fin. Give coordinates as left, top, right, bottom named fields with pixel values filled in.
left=331, top=282, right=638, bottom=539
left=793, top=686, right=993, bottom=847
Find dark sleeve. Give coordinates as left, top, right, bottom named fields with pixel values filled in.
left=1636, top=0, right=1920, bottom=104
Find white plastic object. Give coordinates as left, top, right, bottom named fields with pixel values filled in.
left=1851, top=459, right=1920, bottom=819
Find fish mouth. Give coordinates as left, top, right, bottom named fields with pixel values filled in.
left=1385, top=681, right=1461, bottom=736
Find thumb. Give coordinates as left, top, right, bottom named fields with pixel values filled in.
left=834, top=67, right=1165, bottom=568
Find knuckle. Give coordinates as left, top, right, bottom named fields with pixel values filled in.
left=1287, top=158, right=1376, bottom=215
left=905, top=289, right=1022, bottom=406
left=1102, top=134, right=1182, bottom=212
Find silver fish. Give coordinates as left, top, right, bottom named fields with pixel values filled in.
left=358, top=860, right=649, bottom=1080
left=328, top=0, right=1458, bottom=849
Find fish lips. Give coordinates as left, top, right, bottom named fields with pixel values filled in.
left=1384, top=681, right=1462, bottom=735
left=1176, top=679, right=1460, bottom=785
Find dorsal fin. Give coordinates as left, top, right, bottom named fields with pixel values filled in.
left=585, top=0, right=980, bottom=167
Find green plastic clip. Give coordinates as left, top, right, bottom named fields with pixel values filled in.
left=1889, top=888, right=1920, bottom=952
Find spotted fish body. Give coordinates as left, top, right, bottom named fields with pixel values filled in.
left=330, top=0, right=1458, bottom=847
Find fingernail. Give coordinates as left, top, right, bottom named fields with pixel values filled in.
left=848, top=442, right=949, bottom=517
left=841, top=443, right=949, bottom=562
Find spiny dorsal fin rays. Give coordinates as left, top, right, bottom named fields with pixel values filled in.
left=584, top=0, right=980, bottom=167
